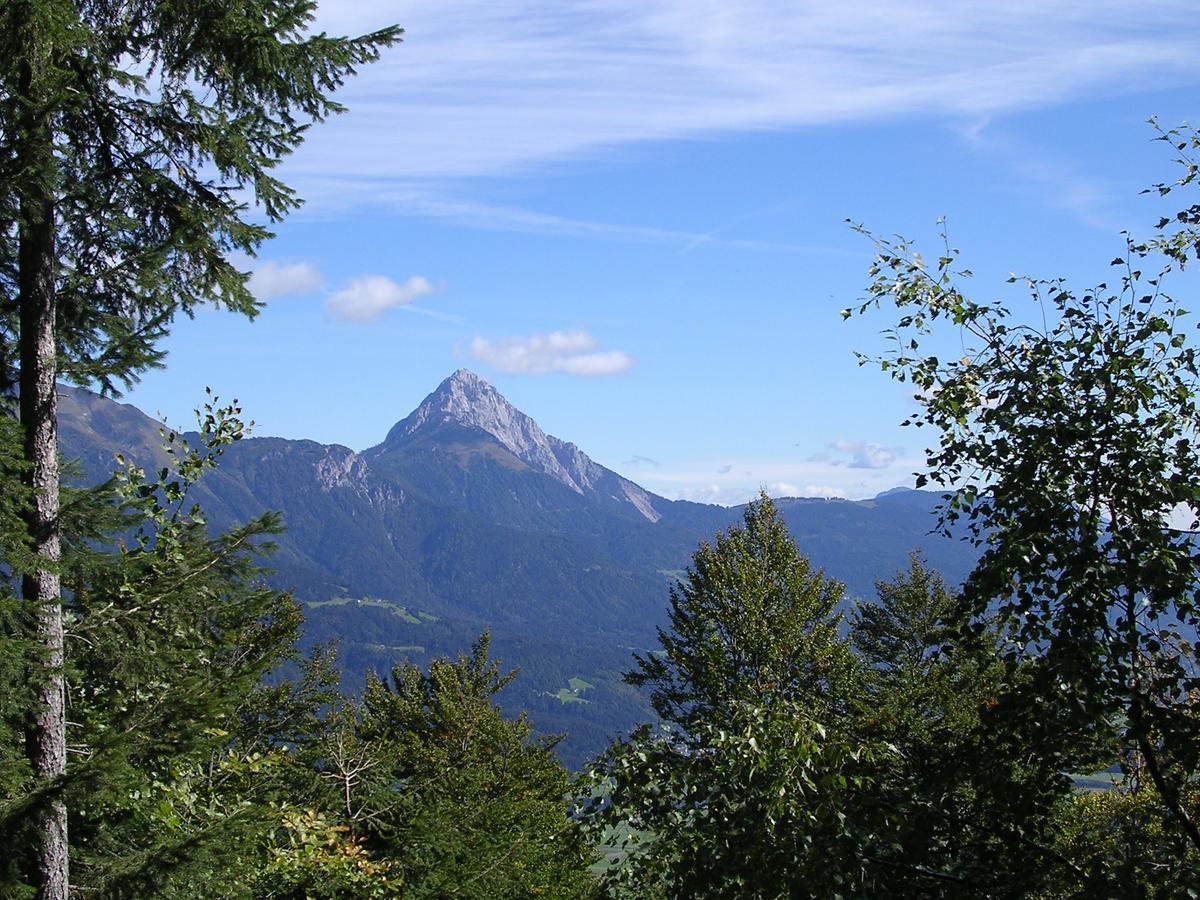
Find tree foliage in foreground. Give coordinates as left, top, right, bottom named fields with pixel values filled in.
left=0, top=399, right=306, bottom=896
left=259, top=633, right=597, bottom=899
left=847, top=119, right=1200, bottom=871
left=1, top=4, right=400, bottom=894
left=0, top=401, right=596, bottom=897
left=591, top=498, right=1200, bottom=896
left=592, top=498, right=872, bottom=897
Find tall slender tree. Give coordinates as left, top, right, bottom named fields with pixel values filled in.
left=0, top=4, right=399, bottom=895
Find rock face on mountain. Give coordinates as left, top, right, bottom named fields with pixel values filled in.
left=56, top=371, right=977, bottom=766
left=376, top=369, right=662, bottom=523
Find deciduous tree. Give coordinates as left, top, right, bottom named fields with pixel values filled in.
left=848, top=119, right=1200, bottom=865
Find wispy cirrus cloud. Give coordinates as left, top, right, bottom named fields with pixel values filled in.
left=956, top=123, right=1126, bottom=232
left=295, top=0, right=1200, bottom=199
left=289, top=183, right=836, bottom=253
left=326, top=275, right=434, bottom=322
left=470, top=329, right=633, bottom=377
left=624, top=454, right=662, bottom=468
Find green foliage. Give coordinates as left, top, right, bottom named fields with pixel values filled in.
left=848, top=118, right=1200, bottom=875
left=626, top=494, right=856, bottom=740
left=1047, top=785, right=1200, bottom=898
left=0, top=399, right=299, bottom=894
left=593, top=512, right=1195, bottom=895
left=594, top=701, right=884, bottom=899
left=257, top=807, right=404, bottom=899
left=590, top=497, right=881, bottom=897
left=850, top=556, right=1087, bottom=895
left=268, top=633, right=598, bottom=899
left=0, top=0, right=401, bottom=393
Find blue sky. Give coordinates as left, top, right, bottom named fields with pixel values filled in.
left=124, top=0, right=1200, bottom=504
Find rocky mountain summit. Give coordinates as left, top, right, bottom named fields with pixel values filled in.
left=374, top=369, right=662, bottom=522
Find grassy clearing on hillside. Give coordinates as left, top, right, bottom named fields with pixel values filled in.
left=304, top=597, right=424, bottom=623
left=544, top=676, right=596, bottom=705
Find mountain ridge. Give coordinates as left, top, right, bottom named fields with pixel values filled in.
left=56, top=373, right=977, bottom=765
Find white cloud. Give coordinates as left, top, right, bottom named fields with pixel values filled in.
left=247, top=261, right=323, bottom=300
left=325, top=275, right=434, bottom=322
left=830, top=439, right=897, bottom=470
left=284, top=0, right=1200, bottom=202
left=629, top=452, right=924, bottom=505
left=1167, top=502, right=1198, bottom=533
left=767, top=482, right=802, bottom=497
left=674, top=484, right=728, bottom=504
left=766, top=482, right=848, bottom=500
left=469, top=329, right=633, bottom=376
left=801, top=484, right=850, bottom=499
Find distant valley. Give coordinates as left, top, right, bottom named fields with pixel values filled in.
left=59, top=370, right=978, bottom=765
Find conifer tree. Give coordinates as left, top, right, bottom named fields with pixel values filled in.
left=626, top=493, right=854, bottom=740
left=0, top=396, right=329, bottom=896
left=595, top=497, right=870, bottom=897
left=0, top=4, right=399, bottom=895
left=264, top=634, right=598, bottom=899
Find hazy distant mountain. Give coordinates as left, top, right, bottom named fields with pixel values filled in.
left=57, top=371, right=977, bottom=766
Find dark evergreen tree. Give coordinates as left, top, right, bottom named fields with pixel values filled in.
left=850, top=556, right=1098, bottom=896
left=0, top=397, right=332, bottom=896
left=261, top=633, right=598, bottom=899
left=0, top=5, right=399, bottom=893
left=591, top=497, right=874, bottom=898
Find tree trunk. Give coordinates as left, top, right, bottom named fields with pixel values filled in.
left=20, top=195, right=66, bottom=900
left=18, top=30, right=67, bottom=900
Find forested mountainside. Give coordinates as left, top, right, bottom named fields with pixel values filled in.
left=58, top=371, right=977, bottom=765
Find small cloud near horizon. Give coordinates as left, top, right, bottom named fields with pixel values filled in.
left=766, top=482, right=848, bottom=499
left=624, top=454, right=661, bottom=468
left=248, top=260, right=323, bottom=300
left=672, top=481, right=857, bottom=505
left=830, top=439, right=898, bottom=470
left=470, top=329, right=633, bottom=377
left=326, top=275, right=434, bottom=322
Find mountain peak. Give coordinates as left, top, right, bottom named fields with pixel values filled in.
left=445, top=367, right=486, bottom=388
left=382, top=370, right=587, bottom=491
left=378, top=371, right=662, bottom=522
left=391, top=368, right=526, bottom=444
